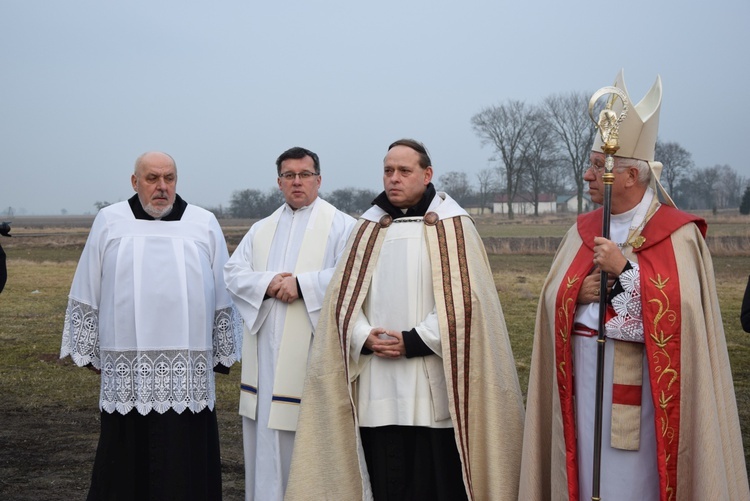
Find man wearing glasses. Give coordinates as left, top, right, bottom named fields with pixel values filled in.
left=224, top=146, right=355, bottom=501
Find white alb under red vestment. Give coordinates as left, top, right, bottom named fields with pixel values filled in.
left=519, top=204, right=749, bottom=500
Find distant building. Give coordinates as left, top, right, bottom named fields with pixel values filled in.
left=493, top=193, right=557, bottom=215
left=557, top=193, right=593, bottom=213
left=458, top=193, right=493, bottom=215
left=464, top=206, right=489, bottom=215
left=490, top=192, right=593, bottom=215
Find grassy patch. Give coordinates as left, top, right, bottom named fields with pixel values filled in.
left=2, top=224, right=749, bottom=489
left=488, top=254, right=553, bottom=392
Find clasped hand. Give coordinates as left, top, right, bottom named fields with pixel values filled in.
left=266, top=273, right=299, bottom=303
left=577, top=267, right=615, bottom=304
left=364, top=328, right=404, bottom=359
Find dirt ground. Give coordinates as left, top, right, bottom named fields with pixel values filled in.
left=0, top=405, right=245, bottom=500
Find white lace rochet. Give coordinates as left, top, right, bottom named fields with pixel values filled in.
left=605, top=265, right=645, bottom=343
left=61, top=298, right=242, bottom=415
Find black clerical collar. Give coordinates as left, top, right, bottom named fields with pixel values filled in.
left=128, top=194, right=187, bottom=221
left=372, top=183, right=436, bottom=219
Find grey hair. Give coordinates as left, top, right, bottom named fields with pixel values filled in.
left=616, top=157, right=651, bottom=185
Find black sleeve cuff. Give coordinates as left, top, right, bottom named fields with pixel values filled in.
left=296, top=278, right=304, bottom=299
left=403, top=328, right=434, bottom=358
left=214, top=364, right=231, bottom=375
left=608, top=261, right=633, bottom=302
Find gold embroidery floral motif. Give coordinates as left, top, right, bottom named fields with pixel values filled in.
left=647, top=273, right=678, bottom=500
left=556, top=275, right=579, bottom=385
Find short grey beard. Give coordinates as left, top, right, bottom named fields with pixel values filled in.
left=144, top=203, right=173, bottom=219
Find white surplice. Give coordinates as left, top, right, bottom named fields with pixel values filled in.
left=350, top=195, right=468, bottom=429
left=223, top=197, right=355, bottom=501
left=61, top=201, right=242, bottom=416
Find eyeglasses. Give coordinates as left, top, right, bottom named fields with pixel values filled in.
left=278, top=171, right=318, bottom=181
left=588, top=162, right=626, bottom=175
left=588, top=163, right=606, bottom=174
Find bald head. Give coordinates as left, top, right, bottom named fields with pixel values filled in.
left=134, top=151, right=177, bottom=176
left=131, top=151, right=178, bottom=219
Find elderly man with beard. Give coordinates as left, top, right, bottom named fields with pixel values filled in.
left=61, top=151, right=241, bottom=500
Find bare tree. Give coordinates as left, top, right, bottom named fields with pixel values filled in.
left=740, top=186, right=750, bottom=215
left=684, top=166, right=722, bottom=210
left=325, top=189, right=355, bottom=214
left=437, top=171, right=472, bottom=206
left=262, top=189, right=285, bottom=215
left=352, top=188, right=379, bottom=214
left=739, top=175, right=750, bottom=206
left=475, top=168, right=498, bottom=214
left=204, top=205, right=227, bottom=219
left=229, top=189, right=264, bottom=218
left=471, top=100, right=535, bottom=219
left=325, top=188, right=378, bottom=215
left=655, top=140, right=693, bottom=201
left=543, top=91, right=597, bottom=214
left=520, top=109, right=556, bottom=216
left=715, top=165, right=744, bottom=208
left=679, top=164, right=746, bottom=210
left=229, top=188, right=284, bottom=218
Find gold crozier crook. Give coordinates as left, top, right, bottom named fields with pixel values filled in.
left=586, top=85, right=629, bottom=501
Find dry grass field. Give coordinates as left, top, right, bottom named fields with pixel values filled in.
left=1, top=211, right=748, bottom=500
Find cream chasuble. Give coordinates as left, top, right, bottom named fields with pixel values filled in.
left=285, top=192, right=525, bottom=501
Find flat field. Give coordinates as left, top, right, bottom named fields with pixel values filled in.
left=1, top=212, right=748, bottom=500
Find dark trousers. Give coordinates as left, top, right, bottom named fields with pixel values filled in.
left=87, top=408, right=222, bottom=501
left=360, top=425, right=468, bottom=501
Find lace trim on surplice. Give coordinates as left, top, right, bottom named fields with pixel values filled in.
left=61, top=298, right=243, bottom=415
left=61, top=298, right=100, bottom=367
left=606, top=266, right=645, bottom=343
left=100, top=349, right=216, bottom=415
left=212, top=305, right=243, bottom=367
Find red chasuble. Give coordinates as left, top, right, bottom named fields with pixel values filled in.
left=553, top=205, right=705, bottom=500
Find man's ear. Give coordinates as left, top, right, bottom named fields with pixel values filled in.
left=625, top=167, right=639, bottom=187
left=424, top=166, right=433, bottom=185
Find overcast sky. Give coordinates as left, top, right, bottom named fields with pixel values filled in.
left=1, top=0, right=748, bottom=215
